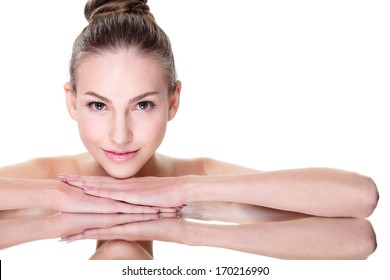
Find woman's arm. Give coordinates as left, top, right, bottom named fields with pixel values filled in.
left=62, top=165, right=378, bottom=218
left=0, top=158, right=174, bottom=213
left=192, top=158, right=379, bottom=217
left=0, top=177, right=58, bottom=211
left=186, top=167, right=378, bottom=218
left=0, top=177, right=170, bottom=213
left=0, top=158, right=62, bottom=210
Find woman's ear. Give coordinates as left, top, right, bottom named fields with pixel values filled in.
left=64, top=82, right=78, bottom=121
left=168, top=81, right=182, bottom=121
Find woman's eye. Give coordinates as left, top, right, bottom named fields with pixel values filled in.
left=88, top=102, right=106, bottom=111
left=136, top=101, right=155, bottom=111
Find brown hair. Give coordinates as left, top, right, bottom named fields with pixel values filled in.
left=69, top=0, right=177, bottom=93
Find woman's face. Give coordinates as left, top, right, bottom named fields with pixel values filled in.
left=65, top=49, right=180, bottom=178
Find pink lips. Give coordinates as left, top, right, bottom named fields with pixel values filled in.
left=103, top=149, right=139, bottom=162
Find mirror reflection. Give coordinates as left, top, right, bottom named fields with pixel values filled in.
left=0, top=202, right=376, bottom=260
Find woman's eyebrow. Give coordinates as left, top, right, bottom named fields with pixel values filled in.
left=83, top=91, right=112, bottom=104
left=129, top=91, right=159, bottom=103
left=83, top=91, right=159, bottom=104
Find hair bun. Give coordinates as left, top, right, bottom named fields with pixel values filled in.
left=85, top=0, right=152, bottom=22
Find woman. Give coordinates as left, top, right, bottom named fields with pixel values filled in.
left=0, top=0, right=378, bottom=259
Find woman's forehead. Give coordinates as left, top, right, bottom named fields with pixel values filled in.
left=76, top=49, right=167, bottom=92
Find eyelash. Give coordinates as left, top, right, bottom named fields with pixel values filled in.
left=87, top=101, right=106, bottom=111
left=87, top=101, right=156, bottom=112
left=136, top=101, right=156, bottom=111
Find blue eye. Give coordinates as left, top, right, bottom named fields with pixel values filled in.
left=88, top=102, right=106, bottom=111
left=136, top=101, right=155, bottom=111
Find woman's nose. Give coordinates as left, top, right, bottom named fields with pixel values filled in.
left=109, top=114, right=132, bottom=145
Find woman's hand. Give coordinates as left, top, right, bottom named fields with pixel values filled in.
left=51, top=178, right=177, bottom=214
left=58, top=174, right=189, bottom=208
left=0, top=177, right=176, bottom=214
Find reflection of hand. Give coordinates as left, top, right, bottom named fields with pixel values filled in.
left=54, top=212, right=171, bottom=239
left=62, top=216, right=183, bottom=243
left=59, top=174, right=188, bottom=208
left=0, top=210, right=169, bottom=249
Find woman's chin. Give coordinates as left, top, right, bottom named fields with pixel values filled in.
left=99, top=164, right=139, bottom=179
left=106, top=169, right=137, bottom=179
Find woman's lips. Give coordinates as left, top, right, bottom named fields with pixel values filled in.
left=103, top=149, right=139, bottom=162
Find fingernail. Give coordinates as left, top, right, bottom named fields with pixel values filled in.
left=66, top=176, right=78, bottom=182
left=58, top=174, right=78, bottom=182
left=59, top=237, right=76, bottom=243
left=58, top=175, right=67, bottom=183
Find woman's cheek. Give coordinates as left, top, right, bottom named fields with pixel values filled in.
left=78, top=117, right=106, bottom=145
left=138, top=113, right=168, bottom=146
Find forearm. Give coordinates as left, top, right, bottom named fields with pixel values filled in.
left=185, top=168, right=378, bottom=217
left=0, top=178, right=56, bottom=211
left=181, top=217, right=375, bottom=259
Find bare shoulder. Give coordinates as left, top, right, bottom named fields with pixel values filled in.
left=0, top=153, right=91, bottom=179
left=158, top=154, right=261, bottom=176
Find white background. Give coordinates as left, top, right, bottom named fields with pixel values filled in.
left=0, top=0, right=389, bottom=279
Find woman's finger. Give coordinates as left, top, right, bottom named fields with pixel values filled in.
left=77, top=196, right=158, bottom=214
left=84, top=188, right=183, bottom=211
left=58, top=174, right=131, bottom=190
left=101, top=200, right=161, bottom=214
left=84, top=187, right=133, bottom=202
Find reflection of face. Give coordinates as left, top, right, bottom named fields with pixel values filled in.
left=67, top=49, right=179, bottom=179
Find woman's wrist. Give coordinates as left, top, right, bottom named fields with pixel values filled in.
left=182, top=175, right=226, bottom=203
left=181, top=175, right=202, bottom=203
left=39, top=180, right=63, bottom=211
left=20, top=179, right=62, bottom=211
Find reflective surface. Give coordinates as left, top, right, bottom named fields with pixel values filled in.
left=0, top=202, right=376, bottom=260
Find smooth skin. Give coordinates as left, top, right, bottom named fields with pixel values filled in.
left=0, top=49, right=379, bottom=259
